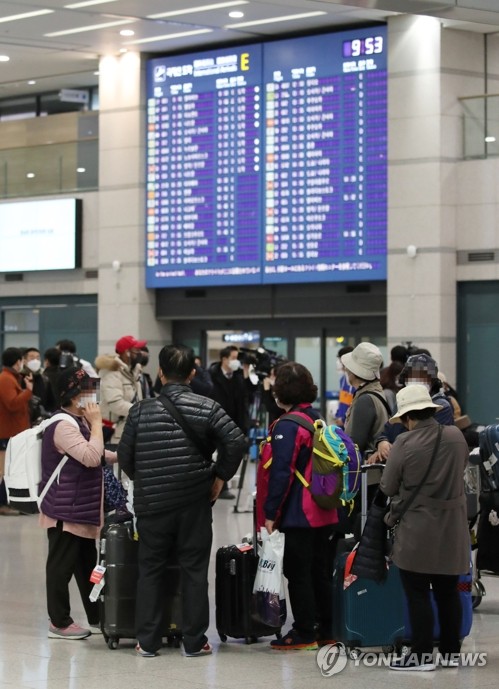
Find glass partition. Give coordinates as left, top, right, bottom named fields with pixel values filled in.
left=460, top=94, right=499, bottom=159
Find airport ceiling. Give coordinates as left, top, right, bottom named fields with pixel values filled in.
left=0, top=0, right=498, bottom=99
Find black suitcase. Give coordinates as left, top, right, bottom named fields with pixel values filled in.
left=99, top=521, right=182, bottom=650
left=215, top=543, right=283, bottom=644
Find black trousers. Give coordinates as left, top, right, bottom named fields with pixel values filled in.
left=399, top=568, right=462, bottom=658
left=282, top=526, right=337, bottom=638
left=135, top=500, right=213, bottom=654
left=46, top=521, right=100, bottom=628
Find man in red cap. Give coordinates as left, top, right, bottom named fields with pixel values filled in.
left=95, top=335, right=147, bottom=447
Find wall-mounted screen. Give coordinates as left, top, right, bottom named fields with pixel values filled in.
left=0, top=198, right=82, bottom=273
left=146, top=25, right=387, bottom=288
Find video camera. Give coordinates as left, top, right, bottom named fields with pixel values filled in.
left=237, top=346, right=287, bottom=380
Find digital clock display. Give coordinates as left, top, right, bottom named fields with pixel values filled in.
left=343, top=35, right=384, bottom=58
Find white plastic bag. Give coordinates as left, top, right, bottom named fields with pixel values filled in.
left=252, top=528, right=287, bottom=627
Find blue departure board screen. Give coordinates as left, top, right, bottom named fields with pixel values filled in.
left=146, top=26, right=387, bottom=288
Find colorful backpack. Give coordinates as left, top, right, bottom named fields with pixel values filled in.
left=255, top=412, right=361, bottom=529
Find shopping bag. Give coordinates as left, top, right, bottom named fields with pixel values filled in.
left=252, top=529, right=287, bottom=628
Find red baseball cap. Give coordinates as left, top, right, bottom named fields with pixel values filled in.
left=115, top=335, right=147, bottom=355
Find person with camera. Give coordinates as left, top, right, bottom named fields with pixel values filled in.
left=56, top=339, right=98, bottom=378
left=0, top=347, right=34, bottom=516
left=208, top=345, right=256, bottom=499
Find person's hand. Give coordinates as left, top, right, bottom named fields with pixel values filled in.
left=24, top=373, right=34, bottom=391
left=83, top=402, right=102, bottom=427
left=377, top=440, right=392, bottom=461
left=210, top=476, right=224, bottom=503
left=365, top=450, right=380, bottom=464
left=265, top=519, right=274, bottom=534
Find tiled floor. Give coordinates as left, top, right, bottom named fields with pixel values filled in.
left=1, top=489, right=498, bottom=689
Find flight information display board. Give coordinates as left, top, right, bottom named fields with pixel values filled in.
left=146, top=26, right=387, bottom=288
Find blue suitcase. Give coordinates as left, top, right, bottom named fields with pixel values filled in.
left=332, top=551, right=405, bottom=657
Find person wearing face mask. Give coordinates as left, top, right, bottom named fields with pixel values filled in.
left=369, top=352, right=454, bottom=465
left=39, top=366, right=117, bottom=640
left=95, top=335, right=146, bottom=448
left=208, top=345, right=256, bottom=499
left=0, top=347, right=34, bottom=515
left=22, top=347, right=57, bottom=421
left=379, top=385, right=469, bottom=671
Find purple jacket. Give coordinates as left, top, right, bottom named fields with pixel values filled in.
left=39, top=412, right=102, bottom=526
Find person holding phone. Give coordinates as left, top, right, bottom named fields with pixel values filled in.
left=39, top=367, right=117, bottom=640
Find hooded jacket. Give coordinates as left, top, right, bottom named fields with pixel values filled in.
left=117, top=383, right=246, bottom=515
left=95, top=354, right=142, bottom=441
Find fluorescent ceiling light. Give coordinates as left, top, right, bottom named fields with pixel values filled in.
left=0, top=55, right=10, bottom=62
left=148, top=1, right=248, bottom=20
left=225, top=11, right=327, bottom=29
left=0, top=9, right=54, bottom=24
left=45, top=19, right=135, bottom=37
left=125, top=28, right=213, bottom=45
left=65, top=1, right=119, bottom=7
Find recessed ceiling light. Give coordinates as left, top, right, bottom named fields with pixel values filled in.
left=0, top=55, right=10, bottom=62
left=119, top=48, right=128, bottom=53
left=26, top=173, right=35, bottom=179
left=485, top=136, right=496, bottom=143
left=76, top=167, right=86, bottom=173
left=229, top=11, right=244, bottom=18
left=120, top=29, right=135, bottom=37
left=93, top=71, right=100, bottom=76
left=28, top=80, right=36, bottom=85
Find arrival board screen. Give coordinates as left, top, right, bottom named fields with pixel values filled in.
left=146, top=26, right=387, bottom=288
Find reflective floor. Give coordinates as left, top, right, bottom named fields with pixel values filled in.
left=1, top=487, right=498, bottom=689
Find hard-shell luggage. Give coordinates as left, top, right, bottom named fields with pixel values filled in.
left=215, top=543, right=283, bottom=644
left=331, top=464, right=405, bottom=657
left=332, top=550, right=405, bottom=657
left=99, top=521, right=182, bottom=650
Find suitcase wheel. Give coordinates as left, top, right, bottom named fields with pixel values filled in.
left=348, top=647, right=361, bottom=660
left=107, top=637, right=119, bottom=650
left=219, top=633, right=227, bottom=643
left=244, top=636, right=258, bottom=644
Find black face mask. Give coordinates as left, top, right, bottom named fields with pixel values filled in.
left=130, top=353, right=147, bottom=368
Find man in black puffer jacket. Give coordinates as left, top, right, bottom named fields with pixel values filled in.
left=118, top=344, right=246, bottom=659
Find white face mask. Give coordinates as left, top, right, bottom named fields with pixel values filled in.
left=406, top=380, right=431, bottom=392
left=228, top=359, right=241, bottom=372
left=27, top=359, right=41, bottom=373
left=78, top=393, right=98, bottom=407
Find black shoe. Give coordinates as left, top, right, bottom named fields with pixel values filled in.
left=390, top=654, right=435, bottom=672
left=218, top=490, right=236, bottom=500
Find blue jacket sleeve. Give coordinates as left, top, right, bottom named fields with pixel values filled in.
left=264, top=419, right=301, bottom=521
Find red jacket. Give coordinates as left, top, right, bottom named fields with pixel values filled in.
left=0, top=368, right=32, bottom=439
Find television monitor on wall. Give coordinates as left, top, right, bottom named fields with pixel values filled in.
left=145, top=25, right=387, bottom=288
left=0, top=198, right=82, bottom=273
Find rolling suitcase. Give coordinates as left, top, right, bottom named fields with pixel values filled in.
left=215, top=542, right=283, bottom=644
left=332, top=464, right=405, bottom=658
left=99, top=521, right=182, bottom=650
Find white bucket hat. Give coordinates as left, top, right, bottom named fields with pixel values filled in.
left=390, top=384, right=443, bottom=424
left=341, top=342, right=383, bottom=381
